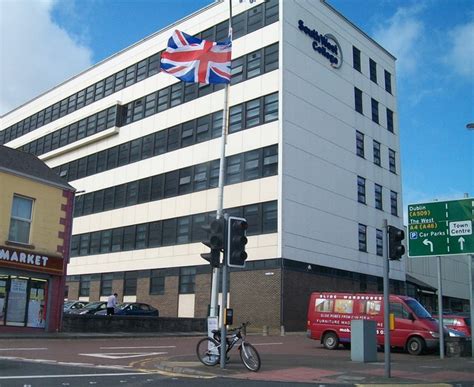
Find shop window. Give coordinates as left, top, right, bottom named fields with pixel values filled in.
left=8, top=195, right=34, bottom=244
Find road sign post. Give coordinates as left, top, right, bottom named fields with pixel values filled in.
left=407, top=198, right=473, bottom=257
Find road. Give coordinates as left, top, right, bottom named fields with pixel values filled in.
left=0, top=334, right=473, bottom=385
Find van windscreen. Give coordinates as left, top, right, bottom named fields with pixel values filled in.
left=405, top=299, right=432, bottom=318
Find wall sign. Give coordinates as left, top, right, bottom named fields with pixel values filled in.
left=0, top=246, right=64, bottom=275
left=298, top=19, right=343, bottom=69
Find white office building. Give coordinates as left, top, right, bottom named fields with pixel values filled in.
left=1, top=0, right=410, bottom=330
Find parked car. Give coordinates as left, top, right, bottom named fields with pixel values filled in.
left=68, top=301, right=107, bottom=315
left=95, top=302, right=159, bottom=316
left=63, top=300, right=88, bottom=314
left=438, top=314, right=471, bottom=337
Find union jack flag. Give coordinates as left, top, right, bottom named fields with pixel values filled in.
left=160, top=30, right=232, bottom=84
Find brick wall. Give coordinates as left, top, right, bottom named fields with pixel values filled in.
left=136, top=276, right=179, bottom=317
left=230, top=269, right=281, bottom=331
left=67, top=281, right=79, bottom=300
left=195, top=272, right=212, bottom=318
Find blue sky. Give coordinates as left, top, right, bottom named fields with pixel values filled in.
left=0, top=0, right=472, bottom=223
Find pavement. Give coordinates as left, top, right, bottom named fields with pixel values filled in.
left=1, top=330, right=474, bottom=385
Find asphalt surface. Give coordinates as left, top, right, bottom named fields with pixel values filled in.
left=0, top=331, right=473, bottom=385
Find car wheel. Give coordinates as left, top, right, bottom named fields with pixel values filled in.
left=406, top=336, right=425, bottom=356
left=323, top=332, right=339, bottom=350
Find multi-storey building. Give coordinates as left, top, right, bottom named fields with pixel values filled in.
left=0, top=145, right=74, bottom=332
left=0, top=0, right=406, bottom=330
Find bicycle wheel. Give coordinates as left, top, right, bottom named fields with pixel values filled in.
left=240, top=341, right=261, bottom=372
left=196, top=337, right=220, bottom=366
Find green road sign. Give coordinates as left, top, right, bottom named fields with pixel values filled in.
left=408, top=198, right=474, bottom=257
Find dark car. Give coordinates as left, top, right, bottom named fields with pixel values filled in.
left=68, top=301, right=107, bottom=315
left=95, top=302, right=159, bottom=316
left=63, top=300, right=88, bottom=314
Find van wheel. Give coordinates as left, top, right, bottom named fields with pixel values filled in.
left=407, top=337, right=425, bottom=355
left=323, top=332, right=339, bottom=350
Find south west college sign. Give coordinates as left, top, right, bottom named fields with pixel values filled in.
left=298, top=19, right=343, bottom=69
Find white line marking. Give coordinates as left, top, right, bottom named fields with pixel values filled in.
left=79, top=352, right=167, bottom=359
left=0, top=348, right=47, bottom=351
left=0, top=373, right=147, bottom=380
left=100, top=346, right=175, bottom=349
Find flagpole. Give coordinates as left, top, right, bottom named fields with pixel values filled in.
left=210, top=0, right=233, bottom=323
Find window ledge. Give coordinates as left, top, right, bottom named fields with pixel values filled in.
left=5, top=240, right=35, bottom=250
left=40, top=126, right=120, bottom=162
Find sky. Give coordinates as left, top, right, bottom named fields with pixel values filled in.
left=0, top=0, right=473, bottom=224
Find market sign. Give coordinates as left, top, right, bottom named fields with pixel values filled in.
left=407, top=198, right=474, bottom=257
left=0, top=245, right=64, bottom=275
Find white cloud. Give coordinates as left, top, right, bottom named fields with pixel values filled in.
left=372, top=4, right=425, bottom=76
left=444, top=21, right=474, bottom=80
left=0, top=0, right=93, bottom=116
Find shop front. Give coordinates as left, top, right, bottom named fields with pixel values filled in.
left=0, top=246, right=65, bottom=332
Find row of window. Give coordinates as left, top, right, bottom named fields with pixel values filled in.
left=70, top=200, right=277, bottom=257
left=20, top=43, right=278, bottom=158
left=358, top=224, right=388, bottom=257
left=20, top=107, right=117, bottom=157
left=0, top=0, right=279, bottom=145
left=352, top=46, right=392, bottom=94
left=54, top=92, right=278, bottom=182
left=73, top=144, right=278, bottom=217
left=354, top=87, right=394, bottom=132
left=357, top=176, right=399, bottom=215
left=356, top=130, right=396, bottom=173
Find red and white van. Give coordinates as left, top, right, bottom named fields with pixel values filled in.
left=306, top=292, right=440, bottom=355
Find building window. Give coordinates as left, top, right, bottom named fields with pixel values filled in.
left=375, top=184, right=383, bottom=210
left=179, top=267, right=196, bottom=294
left=385, top=70, right=392, bottom=94
left=150, top=269, right=165, bottom=295
left=358, top=224, right=367, bottom=252
left=371, top=98, right=379, bottom=124
left=8, top=195, right=34, bottom=244
left=356, top=130, right=364, bottom=158
left=391, top=191, right=398, bottom=216
left=369, top=58, right=377, bottom=83
left=353, top=46, right=361, bottom=72
left=100, top=273, right=113, bottom=296
left=387, top=108, right=394, bottom=132
left=376, top=229, right=383, bottom=256
left=373, top=140, right=381, bottom=166
left=124, top=271, right=138, bottom=296
left=79, top=275, right=91, bottom=297
left=354, top=88, right=363, bottom=114
left=389, top=149, right=396, bottom=173
left=357, top=176, right=366, bottom=204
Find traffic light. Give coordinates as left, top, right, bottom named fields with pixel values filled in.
left=201, top=217, right=225, bottom=267
left=227, top=216, right=248, bottom=268
left=388, top=225, right=405, bottom=260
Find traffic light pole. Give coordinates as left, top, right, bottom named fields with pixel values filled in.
left=383, top=219, right=391, bottom=378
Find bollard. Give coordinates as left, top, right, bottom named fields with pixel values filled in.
left=280, top=325, right=285, bottom=336
left=262, top=325, right=268, bottom=336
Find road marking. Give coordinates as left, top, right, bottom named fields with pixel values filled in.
left=0, top=347, right=47, bottom=351
left=0, top=373, right=148, bottom=380
left=79, top=352, right=167, bottom=359
left=100, top=346, right=175, bottom=349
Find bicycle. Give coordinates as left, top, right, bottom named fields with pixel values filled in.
left=196, top=322, right=261, bottom=372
